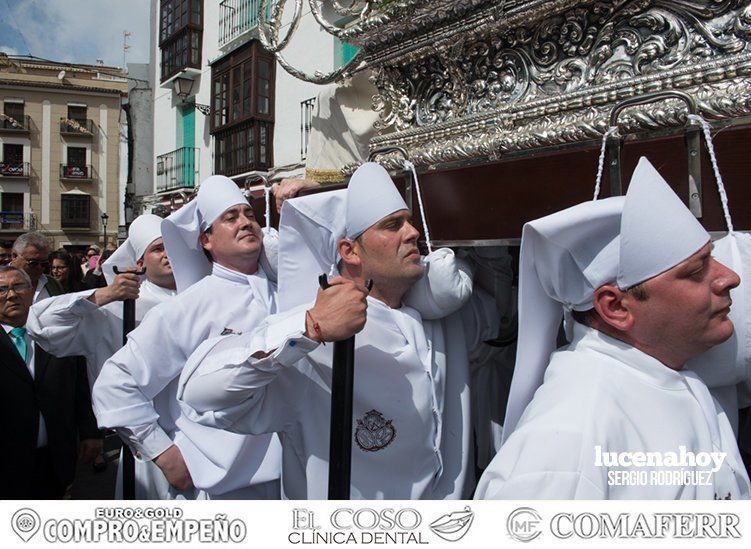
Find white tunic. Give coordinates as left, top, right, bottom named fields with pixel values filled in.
left=26, top=279, right=176, bottom=499
left=177, top=291, right=498, bottom=499
left=27, top=280, right=176, bottom=385
left=475, top=323, right=751, bottom=499
left=92, top=263, right=282, bottom=499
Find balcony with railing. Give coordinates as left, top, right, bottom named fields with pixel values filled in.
left=0, top=114, right=31, bottom=134
left=60, top=118, right=95, bottom=136
left=0, top=212, right=36, bottom=231
left=219, top=0, right=268, bottom=49
left=0, top=161, right=30, bottom=178
left=156, top=147, right=199, bottom=192
left=60, top=164, right=93, bottom=181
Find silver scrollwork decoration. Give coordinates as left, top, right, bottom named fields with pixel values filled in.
left=257, top=0, right=375, bottom=84
left=369, top=0, right=751, bottom=133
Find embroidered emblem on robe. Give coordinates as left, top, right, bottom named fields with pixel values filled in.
left=355, top=410, right=396, bottom=452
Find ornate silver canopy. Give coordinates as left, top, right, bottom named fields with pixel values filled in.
left=262, top=1, right=751, bottom=171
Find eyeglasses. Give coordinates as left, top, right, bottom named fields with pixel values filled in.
left=0, top=283, right=32, bottom=297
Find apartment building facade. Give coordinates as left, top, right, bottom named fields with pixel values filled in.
left=0, top=55, right=127, bottom=250
left=143, top=0, right=354, bottom=214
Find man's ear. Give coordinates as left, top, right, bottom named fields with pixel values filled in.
left=592, top=284, right=634, bottom=332
left=199, top=231, right=210, bottom=251
left=338, top=238, right=361, bottom=267
left=136, top=258, right=145, bottom=270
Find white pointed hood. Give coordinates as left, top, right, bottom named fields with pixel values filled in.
left=161, top=175, right=249, bottom=293
left=345, top=162, right=408, bottom=239
left=102, top=214, right=164, bottom=285
left=503, top=157, right=710, bottom=443
left=618, top=157, right=710, bottom=288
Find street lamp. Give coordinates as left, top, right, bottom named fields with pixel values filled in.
left=101, top=212, right=109, bottom=248
left=173, top=75, right=211, bottom=115
left=174, top=77, right=194, bottom=100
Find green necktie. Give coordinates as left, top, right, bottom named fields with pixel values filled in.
left=9, top=327, right=27, bottom=362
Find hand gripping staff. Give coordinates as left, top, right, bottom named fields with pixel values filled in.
left=112, top=265, right=146, bottom=501
left=319, top=274, right=372, bottom=500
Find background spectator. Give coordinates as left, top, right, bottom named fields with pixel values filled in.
left=82, top=249, right=113, bottom=290
left=49, top=251, right=86, bottom=293
left=82, top=246, right=100, bottom=275
left=10, top=232, right=62, bottom=302
left=0, top=240, right=13, bottom=266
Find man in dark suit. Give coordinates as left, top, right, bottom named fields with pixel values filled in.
left=0, top=266, right=101, bottom=499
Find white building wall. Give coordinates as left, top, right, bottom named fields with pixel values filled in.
left=151, top=0, right=178, bottom=193
left=150, top=0, right=339, bottom=200
left=152, top=96, right=179, bottom=186
left=125, top=62, right=155, bottom=220
left=195, top=3, right=219, bottom=182
left=273, top=14, right=336, bottom=168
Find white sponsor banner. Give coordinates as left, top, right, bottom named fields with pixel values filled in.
left=1, top=500, right=750, bottom=549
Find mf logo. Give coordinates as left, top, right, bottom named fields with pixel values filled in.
left=506, top=507, right=542, bottom=542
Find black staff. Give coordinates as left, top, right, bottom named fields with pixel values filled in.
left=112, top=266, right=146, bottom=501
left=320, top=274, right=371, bottom=499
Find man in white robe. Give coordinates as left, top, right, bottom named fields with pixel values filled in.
left=176, top=163, right=499, bottom=499
left=27, top=214, right=177, bottom=499
left=475, top=158, right=751, bottom=499
left=93, top=177, right=283, bottom=500
left=28, top=214, right=176, bottom=385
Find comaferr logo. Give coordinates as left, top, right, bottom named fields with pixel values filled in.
left=506, top=507, right=542, bottom=542
left=551, top=513, right=741, bottom=539
left=507, top=510, right=741, bottom=541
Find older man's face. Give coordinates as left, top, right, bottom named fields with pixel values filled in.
left=355, top=210, right=424, bottom=286
left=0, top=270, right=33, bottom=326
left=11, top=245, right=49, bottom=285
left=628, top=242, right=740, bottom=362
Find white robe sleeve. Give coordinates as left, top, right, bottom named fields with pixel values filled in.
left=93, top=330, right=175, bottom=460
left=26, top=289, right=107, bottom=358
left=93, top=304, right=194, bottom=461
left=178, top=305, right=319, bottom=435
